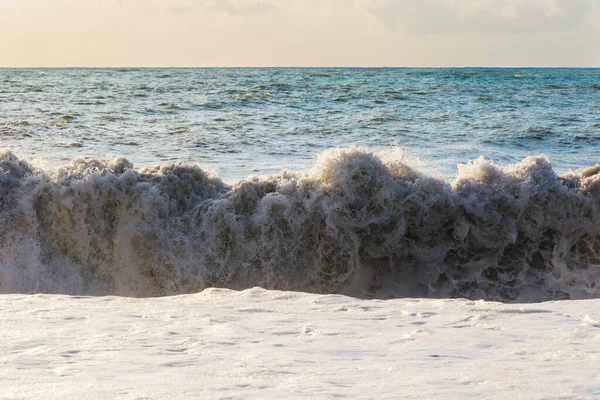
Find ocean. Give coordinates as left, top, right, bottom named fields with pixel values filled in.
left=1, top=68, right=600, bottom=301
left=3, top=68, right=600, bottom=399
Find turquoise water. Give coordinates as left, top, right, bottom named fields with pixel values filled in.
left=2, top=68, right=599, bottom=181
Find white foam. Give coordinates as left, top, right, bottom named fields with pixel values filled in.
left=1, top=289, right=599, bottom=399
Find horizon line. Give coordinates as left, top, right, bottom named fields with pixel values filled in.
left=1, top=65, right=600, bottom=69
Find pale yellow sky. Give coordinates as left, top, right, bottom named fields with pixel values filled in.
left=1, top=0, right=599, bottom=67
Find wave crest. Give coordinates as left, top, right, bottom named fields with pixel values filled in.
left=1, top=147, right=600, bottom=301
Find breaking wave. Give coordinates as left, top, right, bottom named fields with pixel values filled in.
left=2, top=147, right=600, bottom=302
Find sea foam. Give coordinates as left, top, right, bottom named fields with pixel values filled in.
left=1, top=147, right=600, bottom=301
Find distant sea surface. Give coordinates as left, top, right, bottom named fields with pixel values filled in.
left=2, top=68, right=600, bottom=302
left=2, top=68, right=599, bottom=181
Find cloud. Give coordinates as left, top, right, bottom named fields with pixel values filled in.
left=364, top=0, right=599, bottom=34
left=164, top=0, right=277, bottom=17
left=204, top=0, right=277, bottom=15
left=167, top=5, right=194, bottom=15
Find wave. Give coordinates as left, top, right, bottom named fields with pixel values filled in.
left=1, top=147, right=600, bottom=302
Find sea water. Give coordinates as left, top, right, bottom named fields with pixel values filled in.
left=1, top=68, right=600, bottom=301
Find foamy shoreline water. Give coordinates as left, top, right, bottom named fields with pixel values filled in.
left=2, top=288, right=599, bottom=399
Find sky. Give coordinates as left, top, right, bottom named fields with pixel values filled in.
left=1, top=0, right=599, bottom=67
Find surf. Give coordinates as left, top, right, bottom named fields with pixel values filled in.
left=2, top=147, right=600, bottom=302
